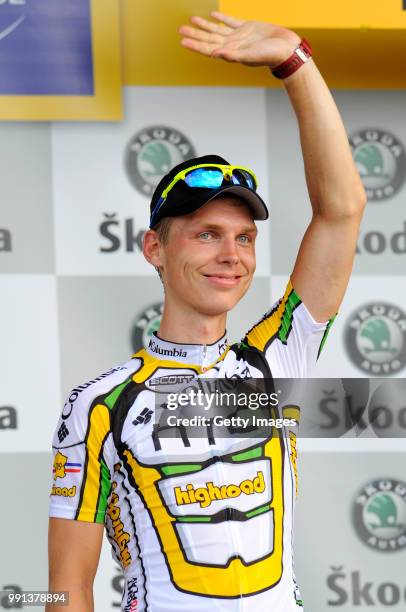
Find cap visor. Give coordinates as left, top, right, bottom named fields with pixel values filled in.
left=204, top=184, right=269, bottom=220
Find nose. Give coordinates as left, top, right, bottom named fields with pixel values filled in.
left=216, top=236, right=240, bottom=266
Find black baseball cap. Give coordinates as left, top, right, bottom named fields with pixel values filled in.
left=149, top=154, right=269, bottom=228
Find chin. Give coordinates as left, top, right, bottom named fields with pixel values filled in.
left=194, top=294, right=242, bottom=316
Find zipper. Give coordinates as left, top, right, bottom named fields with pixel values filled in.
left=201, top=345, right=208, bottom=372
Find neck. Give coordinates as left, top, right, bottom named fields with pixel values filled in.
left=157, top=298, right=227, bottom=345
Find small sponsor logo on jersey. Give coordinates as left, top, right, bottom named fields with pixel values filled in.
left=175, top=471, right=265, bottom=509
left=57, top=422, right=69, bottom=443
left=149, top=373, right=195, bottom=387
left=0, top=405, right=17, bottom=430
left=131, top=303, right=163, bottom=352
left=123, top=577, right=138, bottom=612
left=107, top=482, right=132, bottom=568
left=132, top=407, right=153, bottom=426
left=352, top=478, right=406, bottom=552
left=51, top=485, right=76, bottom=497
left=350, top=128, right=406, bottom=201
left=53, top=452, right=82, bottom=481
left=62, top=365, right=128, bottom=420
left=218, top=339, right=228, bottom=355
left=148, top=340, right=187, bottom=359
left=124, top=125, right=196, bottom=197
left=345, top=302, right=406, bottom=375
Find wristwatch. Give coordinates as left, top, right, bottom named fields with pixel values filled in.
left=272, top=39, right=313, bottom=80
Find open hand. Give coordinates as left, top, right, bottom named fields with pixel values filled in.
left=179, top=11, right=301, bottom=69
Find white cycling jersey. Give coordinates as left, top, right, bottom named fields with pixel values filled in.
left=49, top=280, right=335, bottom=611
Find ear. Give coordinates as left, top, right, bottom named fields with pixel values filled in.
left=143, top=229, right=163, bottom=267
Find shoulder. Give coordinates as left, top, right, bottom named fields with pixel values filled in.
left=52, top=357, right=142, bottom=448
left=243, top=279, right=332, bottom=353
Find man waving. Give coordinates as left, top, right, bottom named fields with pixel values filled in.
left=47, top=12, right=366, bottom=612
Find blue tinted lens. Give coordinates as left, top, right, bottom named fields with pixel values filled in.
left=185, top=168, right=223, bottom=188
left=232, top=169, right=256, bottom=190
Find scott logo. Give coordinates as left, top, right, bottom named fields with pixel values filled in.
left=149, top=374, right=195, bottom=386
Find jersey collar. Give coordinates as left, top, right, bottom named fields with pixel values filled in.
left=146, top=331, right=228, bottom=366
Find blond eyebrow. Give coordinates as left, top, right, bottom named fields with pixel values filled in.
left=192, top=223, right=258, bottom=235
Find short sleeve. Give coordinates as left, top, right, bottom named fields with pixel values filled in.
left=49, top=393, right=112, bottom=524
left=48, top=360, right=140, bottom=524
left=243, top=279, right=336, bottom=378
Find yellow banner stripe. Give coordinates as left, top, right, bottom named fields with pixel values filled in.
left=220, top=0, right=406, bottom=29
left=121, top=1, right=406, bottom=89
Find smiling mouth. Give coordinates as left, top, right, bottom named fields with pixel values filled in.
left=203, top=274, right=242, bottom=286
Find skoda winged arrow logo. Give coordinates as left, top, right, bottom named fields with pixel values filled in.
left=352, top=478, right=406, bottom=552
left=124, top=126, right=196, bottom=197
left=344, top=301, right=406, bottom=376
left=131, top=303, right=164, bottom=352
left=350, top=128, right=406, bottom=201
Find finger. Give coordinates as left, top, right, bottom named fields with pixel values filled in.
left=180, top=37, right=220, bottom=57
left=211, top=47, right=240, bottom=63
left=190, top=15, right=233, bottom=35
left=210, top=11, right=245, bottom=28
left=178, top=25, right=224, bottom=45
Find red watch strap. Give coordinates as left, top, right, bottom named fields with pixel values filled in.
left=272, top=39, right=312, bottom=79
